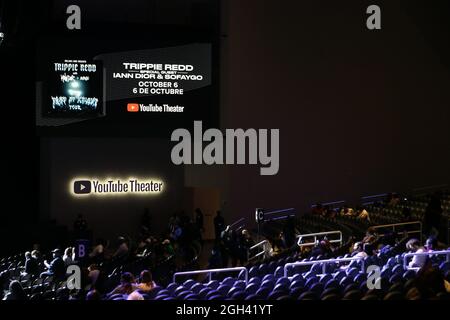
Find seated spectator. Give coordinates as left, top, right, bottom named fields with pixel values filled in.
left=137, top=270, right=157, bottom=292
left=424, top=236, right=438, bottom=251
left=351, top=242, right=368, bottom=259
left=414, top=258, right=447, bottom=299
left=23, top=251, right=39, bottom=277
left=63, top=247, right=76, bottom=266
left=363, top=242, right=375, bottom=256
left=272, top=232, right=286, bottom=253
left=311, top=239, right=332, bottom=257
left=2, top=280, right=27, bottom=301
left=403, top=207, right=412, bottom=221
left=362, top=227, right=378, bottom=244
left=388, top=193, right=401, bottom=206
left=40, top=248, right=66, bottom=279
left=312, top=204, right=324, bottom=216
left=108, top=272, right=137, bottom=295
left=407, top=237, right=437, bottom=269
left=113, top=237, right=129, bottom=259
left=89, top=239, right=105, bottom=262
left=86, top=289, right=101, bottom=301
left=127, top=291, right=144, bottom=300
left=87, top=264, right=100, bottom=288
left=357, top=207, right=371, bottom=222
left=162, top=239, right=175, bottom=257
left=340, top=205, right=355, bottom=217
left=325, top=206, right=337, bottom=218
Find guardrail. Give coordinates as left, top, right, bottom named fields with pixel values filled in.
left=296, top=230, right=343, bottom=247
left=173, top=267, right=248, bottom=284
left=412, top=184, right=448, bottom=197
left=264, top=208, right=296, bottom=222
left=284, top=257, right=365, bottom=278
left=371, top=221, right=422, bottom=242
left=248, top=240, right=270, bottom=261
left=361, top=193, right=390, bottom=206
left=403, top=250, right=450, bottom=270
left=229, top=217, right=246, bottom=231
left=311, top=201, right=346, bottom=210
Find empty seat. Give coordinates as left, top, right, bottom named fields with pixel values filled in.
left=183, top=279, right=196, bottom=289
left=275, top=277, right=291, bottom=287
left=261, top=279, right=275, bottom=291
left=249, top=276, right=261, bottom=285
left=206, top=280, right=220, bottom=290
left=255, top=287, right=271, bottom=299
left=244, top=283, right=258, bottom=295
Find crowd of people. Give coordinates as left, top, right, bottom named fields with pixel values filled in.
left=1, top=191, right=448, bottom=300
left=311, top=204, right=371, bottom=221
left=1, top=208, right=207, bottom=301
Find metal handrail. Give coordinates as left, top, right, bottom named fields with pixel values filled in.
left=284, top=257, right=365, bottom=278
left=311, top=201, right=346, bottom=210
left=371, top=221, right=422, bottom=242
left=265, top=208, right=295, bottom=216
left=173, top=267, right=248, bottom=284
left=248, top=240, right=270, bottom=261
left=412, top=184, right=448, bottom=196
left=403, top=250, right=450, bottom=270
left=296, top=230, right=342, bottom=247
left=229, top=218, right=245, bottom=230
left=361, top=193, right=390, bottom=206
left=264, top=208, right=296, bottom=222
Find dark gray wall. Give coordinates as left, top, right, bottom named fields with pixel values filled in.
left=217, top=1, right=450, bottom=225
left=41, top=137, right=184, bottom=239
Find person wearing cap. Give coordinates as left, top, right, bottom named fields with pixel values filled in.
left=40, top=248, right=66, bottom=279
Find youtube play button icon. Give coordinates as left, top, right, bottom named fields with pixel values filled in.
left=127, top=103, right=139, bottom=112
left=74, top=180, right=92, bottom=194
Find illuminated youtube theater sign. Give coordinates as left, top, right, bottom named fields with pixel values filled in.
left=70, top=177, right=164, bottom=197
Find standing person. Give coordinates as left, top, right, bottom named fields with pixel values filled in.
left=141, top=208, right=152, bottom=235
left=214, top=210, right=225, bottom=241
left=423, top=195, right=443, bottom=238
left=220, top=226, right=234, bottom=267
left=195, top=208, right=204, bottom=232
left=73, top=214, right=88, bottom=238
left=283, top=216, right=296, bottom=248
left=238, top=229, right=255, bottom=265
left=208, top=246, right=223, bottom=269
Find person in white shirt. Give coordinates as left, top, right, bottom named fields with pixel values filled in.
left=407, top=237, right=437, bottom=269
left=352, top=242, right=368, bottom=259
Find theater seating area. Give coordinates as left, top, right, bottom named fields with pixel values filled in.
left=1, top=191, right=449, bottom=300
left=154, top=247, right=450, bottom=301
